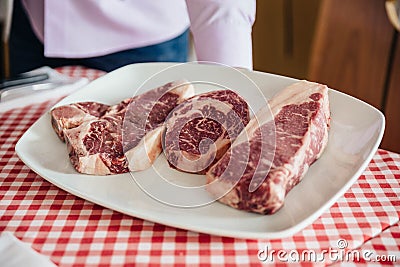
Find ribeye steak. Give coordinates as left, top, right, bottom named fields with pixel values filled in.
left=163, top=90, right=250, bottom=174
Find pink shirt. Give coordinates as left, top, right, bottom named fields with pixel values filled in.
left=22, top=0, right=256, bottom=69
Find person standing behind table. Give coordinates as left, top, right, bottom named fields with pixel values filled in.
left=9, top=0, right=256, bottom=76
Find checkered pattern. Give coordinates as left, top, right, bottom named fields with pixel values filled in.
left=0, top=66, right=399, bottom=266
left=56, top=65, right=106, bottom=81
left=331, top=223, right=400, bottom=266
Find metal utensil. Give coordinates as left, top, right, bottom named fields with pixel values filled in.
left=0, top=73, right=50, bottom=89
left=0, top=81, right=67, bottom=102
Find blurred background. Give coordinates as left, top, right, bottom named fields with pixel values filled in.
left=252, top=0, right=400, bottom=153
left=1, top=0, right=399, bottom=153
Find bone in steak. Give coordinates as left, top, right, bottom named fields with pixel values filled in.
left=61, top=80, right=194, bottom=175
left=206, top=80, right=330, bottom=214
left=163, top=90, right=250, bottom=174
left=50, top=96, right=135, bottom=142
left=51, top=102, right=110, bottom=141
left=64, top=115, right=127, bottom=174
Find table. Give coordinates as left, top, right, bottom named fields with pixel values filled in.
left=0, top=66, right=399, bottom=266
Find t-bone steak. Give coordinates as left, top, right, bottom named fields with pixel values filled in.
left=51, top=102, right=110, bottom=141
left=206, top=80, right=330, bottom=214
left=57, top=80, right=194, bottom=175
left=163, top=90, right=250, bottom=174
left=50, top=95, right=135, bottom=142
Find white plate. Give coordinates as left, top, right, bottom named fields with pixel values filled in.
left=16, top=63, right=385, bottom=239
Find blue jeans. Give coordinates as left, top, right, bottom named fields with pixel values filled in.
left=9, top=0, right=189, bottom=76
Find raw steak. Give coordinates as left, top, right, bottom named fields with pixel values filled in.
left=64, top=115, right=127, bottom=174
left=51, top=102, right=110, bottom=141
left=163, top=90, right=250, bottom=174
left=62, top=80, right=194, bottom=175
left=206, top=80, right=330, bottom=214
left=50, top=95, right=135, bottom=142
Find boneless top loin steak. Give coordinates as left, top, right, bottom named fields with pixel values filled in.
left=50, top=80, right=194, bottom=175
left=163, top=90, right=250, bottom=174
left=206, top=80, right=330, bottom=214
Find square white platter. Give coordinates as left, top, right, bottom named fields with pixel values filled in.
left=16, top=63, right=385, bottom=239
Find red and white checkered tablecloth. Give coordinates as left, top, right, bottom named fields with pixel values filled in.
left=0, top=66, right=399, bottom=266
left=332, top=223, right=400, bottom=267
